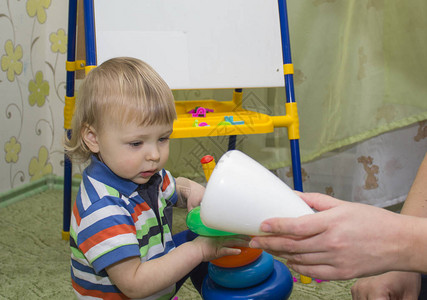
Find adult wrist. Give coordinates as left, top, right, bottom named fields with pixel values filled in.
left=395, top=215, right=426, bottom=273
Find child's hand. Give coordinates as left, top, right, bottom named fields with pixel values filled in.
left=176, top=177, right=205, bottom=211
left=191, top=236, right=249, bottom=262
left=185, top=181, right=205, bottom=211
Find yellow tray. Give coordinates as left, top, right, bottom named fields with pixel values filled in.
left=171, top=99, right=294, bottom=139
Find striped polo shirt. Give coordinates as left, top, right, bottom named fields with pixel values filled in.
left=70, top=156, right=178, bottom=299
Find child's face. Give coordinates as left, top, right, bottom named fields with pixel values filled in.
left=84, top=119, right=173, bottom=185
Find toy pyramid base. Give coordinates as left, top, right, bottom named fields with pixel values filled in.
left=202, top=259, right=293, bottom=300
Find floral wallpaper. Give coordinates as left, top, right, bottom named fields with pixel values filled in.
left=0, top=0, right=67, bottom=194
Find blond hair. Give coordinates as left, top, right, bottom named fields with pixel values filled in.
left=64, top=57, right=177, bottom=163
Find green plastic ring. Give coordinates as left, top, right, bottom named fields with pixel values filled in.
left=186, top=206, right=236, bottom=237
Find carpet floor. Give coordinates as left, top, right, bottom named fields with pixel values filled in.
left=0, top=189, right=356, bottom=299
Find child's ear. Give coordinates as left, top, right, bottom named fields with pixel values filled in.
left=82, top=124, right=100, bottom=153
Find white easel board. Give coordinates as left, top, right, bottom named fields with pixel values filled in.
left=94, top=0, right=285, bottom=90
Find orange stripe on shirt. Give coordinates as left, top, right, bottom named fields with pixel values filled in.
left=162, top=173, right=170, bottom=192
left=72, top=278, right=129, bottom=300
left=80, top=224, right=136, bottom=253
left=73, top=202, right=82, bottom=226
left=131, top=202, right=151, bottom=223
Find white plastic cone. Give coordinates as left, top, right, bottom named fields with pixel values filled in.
left=200, top=150, right=314, bottom=236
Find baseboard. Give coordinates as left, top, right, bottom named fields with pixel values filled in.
left=0, top=175, right=81, bottom=208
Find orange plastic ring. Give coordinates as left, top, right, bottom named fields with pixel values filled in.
left=210, top=247, right=263, bottom=268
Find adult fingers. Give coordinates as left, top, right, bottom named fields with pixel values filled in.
left=351, top=272, right=421, bottom=300
left=260, top=211, right=328, bottom=237
left=350, top=278, right=387, bottom=300
left=299, top=192, right=346, bottom=211
left=250, top=234, right=325, bottom=255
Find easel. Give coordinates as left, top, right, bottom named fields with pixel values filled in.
left=63, top=0, right=310, bottom=284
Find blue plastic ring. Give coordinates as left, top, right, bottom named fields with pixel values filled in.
left=202, top=259, right=293, bottom=300
left=208, top=252, right=274, bottom=289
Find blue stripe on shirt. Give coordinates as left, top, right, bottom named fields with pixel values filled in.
left=71, top=268, right=122, bottom=294
left=76, top=199, right=136, bottom=246
left=91, top=243, right=141, bottom=273
left=71, top=258, right=108, bottom=277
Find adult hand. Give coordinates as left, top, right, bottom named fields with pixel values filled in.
left=351, top=271, right=421, bottom=300
left=249, top=193, right=415, bottom=280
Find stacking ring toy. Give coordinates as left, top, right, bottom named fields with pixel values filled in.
left=186, top=206, right=235, bottom=236
left=202, top=259, right=294, bottom=300
left=208, top=252, right=274, bottom=289
left=210, top=247, right=262, bottom=268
